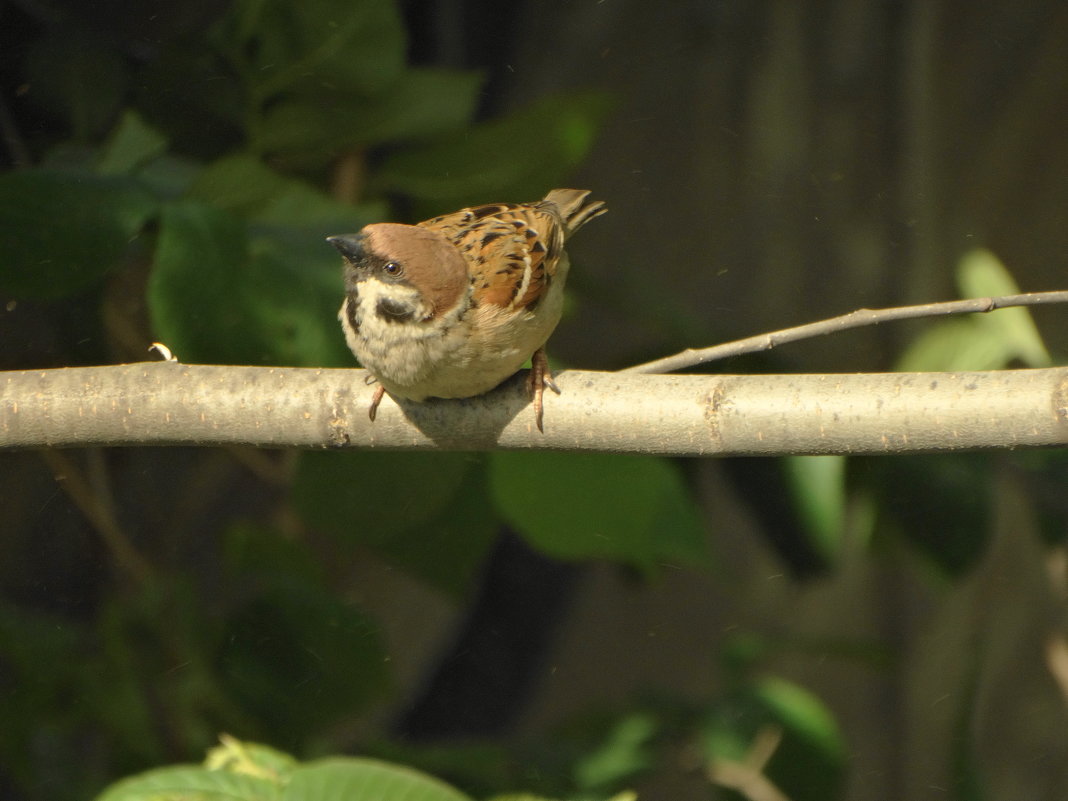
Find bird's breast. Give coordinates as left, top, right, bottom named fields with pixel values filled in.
left=340, top=262, right=567, bottom=401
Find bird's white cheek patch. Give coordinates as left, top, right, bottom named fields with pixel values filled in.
left=355, top=278, right=431, bottom=323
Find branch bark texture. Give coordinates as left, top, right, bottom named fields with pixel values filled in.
left=3, top=363, right=1068, bottom=456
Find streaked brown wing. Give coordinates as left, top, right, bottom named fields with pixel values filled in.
left=419, top=202, right=565, bottom=311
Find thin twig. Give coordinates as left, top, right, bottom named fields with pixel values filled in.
left=38, top=449, right=154, bottom=584
left=1045, top=634, right=1068, bottom=708
left=331, top=149, right=366, bottom=205
left=742, top=725, right=784, bottom=772
left=708, top=725, right=792, bottom=801
left=623, top=291, right=1068, bottom=374
left=226, top=445, right=293, bottom=487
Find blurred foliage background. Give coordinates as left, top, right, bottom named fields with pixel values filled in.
left=2, top=1, right=1068, bottom=800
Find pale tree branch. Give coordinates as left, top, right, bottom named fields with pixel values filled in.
left=1045, top=634, right=1068, bottom=707
left=708, top=726, right=792, bottom=801
left=38, top=448, right=154, bottom=582
left=2, top=363, right=1067, bottom=456
left=622, top=291, right=1068, bottom=374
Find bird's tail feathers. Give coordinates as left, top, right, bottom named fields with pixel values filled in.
left=542, top=188, right=607, bottom=235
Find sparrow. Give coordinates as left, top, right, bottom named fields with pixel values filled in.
left=327, top=188, right=605, bottom=431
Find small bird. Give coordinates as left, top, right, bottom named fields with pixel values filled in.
left=328, top=189, right=605, bottom=431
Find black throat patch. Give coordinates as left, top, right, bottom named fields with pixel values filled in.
left=375, top=297, right=416, bottom=323
left=344, top=294, right=361, bottom=333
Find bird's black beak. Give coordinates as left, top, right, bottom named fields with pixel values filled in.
left=326, top=233, right=365, bottom=262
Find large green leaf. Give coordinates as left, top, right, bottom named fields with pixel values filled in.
left=781, top=455, right=849, bottom=563
left=488, top=452, right=708, bottom=570
left=149, top=200, right=352, bottom=366
left=149, top=201, right=249, bottom=361
left=188, top=156, right=382, bottom=299
left=255, top=68, right=485, bottom=159
left=753, top=677, right=844, bottom=765
left=224, top=523, right=326, bottom=587
left=96, top=110, right=171, bottom=176
left=221, top=527, right=393, bottom=739
left=375, top=93, right=614, bottom=210
left=218, top=584, right=389, bottom=737
left=365, top=459, right=500, bottom=598
left=0, top=603, right=90, bottom=792
left=572, top=712, right=658, bottom=791
left=957, top=249, right=1051, bottom=367
left=0, top=170, right=156, bottom=299
left=700, top=678, right=845, bottom=801
left=188, top=154, right=381, bottom=228
left=94, top=765, right=279, bottom=801
left=284, top=758, right=473, bottom=801
left=897, top=249, right=1050, bottom=371
left=93, top=577, right=235, bottom=765
left=97, top=745, right=474, bottom=801
left=204, top=735, right=299, bottom=780
left=293, top=451, right=473, bottom=544
left=862, top=453, right=992, bottom=576
left=896, top=317, right=991, bottom=372
left=294, top=451, right=497, bottom=597
left=215, top=0, right=405, bottom=104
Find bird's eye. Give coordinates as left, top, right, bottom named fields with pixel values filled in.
left=382, top=261, right=403, bottom=276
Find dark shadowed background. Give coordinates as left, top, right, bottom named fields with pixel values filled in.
left=2, top=1, right=1068, bottom=800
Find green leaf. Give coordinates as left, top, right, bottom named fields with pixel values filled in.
left=187, top=158, right=383, bottom=313
left=223, top=523, right=325, bottom=587
left=488, top=452, right=708, bottom=570
left=781, top=455, right=847, bottom=562
left=753, top=676, right=844, bottom=763
left=149, top=200, right=352, bottom=366
left=863, top=453, right=992, bottom=575
left=573, top=712, right=658, bottom=791
left=255, top=68, right=485, bottom=158
left=218, top=584, right=389, bottom=737
left=700, top=679, right=845, bottom=801
left=216, top=0, right=405, bottom=105
left=24, top=29, right=126, bottom=138
left=96, top=110, right=170, bottom=176
left=205, top=735, right=298, bottom=781
left=293, top=451, right=473, bottom=544
left=948, top=664, right=987, bottom=801
left=188, top=154, right=382, bottom=228
left=751, top=677, right=845, bottom=801
left=0, top=602, right=89, bottom=783
left=700, top=709, right=751, bottom=764
left=375, top=92, right=614, bottom=210
left=897, top=249, right=1050, bottom=371
left=957, top=249, right=1051, bottom=367
left=896, top=318, right=994, bottom=372
left=134, top=153, right=204, bottom=201
left=284, top=758, right=473, bottom=801
left=294, top=451, right=497, bottom=596
left=94, top=765, right=280, bottom=801
left=367, top=459, right=500, bottom=598
left=958, top=247, right=1025, bottom=297
left=93, top=577, right=231, bottom=764
left=0, top=170, right=156, bottom=299
left=361, top=741, right=515, bottom=798
left=149, top=201, right=248, bottom=360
